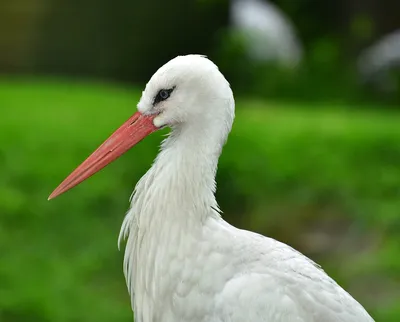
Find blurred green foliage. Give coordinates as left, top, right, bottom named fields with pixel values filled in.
left=2, top=0, right=400, bottom=103
left=32, top=0, right=229, bottom=82
left=213, top=30, right=400, bottom=105
left=0, top=79, right=400, bottom=321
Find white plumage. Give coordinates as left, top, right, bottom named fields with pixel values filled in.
left=50, top=55, right=374, bottom=322
left=118, top=55, right=373, bottom=321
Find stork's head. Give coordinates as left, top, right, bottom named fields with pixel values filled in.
left=48, top=55, right=234, bottom=199
left=138, top=54, right=234, bottom=129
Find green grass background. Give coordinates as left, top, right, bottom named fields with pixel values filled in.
left=1, top=79, right=399, bottom=321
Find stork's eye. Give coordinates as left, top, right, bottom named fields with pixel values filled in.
left=159, top=90, right=169, bottom=99
left=153, top=87, right=175, bottom=105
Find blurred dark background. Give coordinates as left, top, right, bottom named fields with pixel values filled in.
left=1, top=0, right=399, bottom=321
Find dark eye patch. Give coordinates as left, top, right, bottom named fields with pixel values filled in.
left=153, top=87, right=175, bottom=106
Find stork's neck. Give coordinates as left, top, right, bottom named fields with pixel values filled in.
left=146, top=122, right=223, bottom=222
left=124, top=119, right=229, bottom=240
left=120, top=99, right=234, bottom=318
left=118, top=122, right=223, bottom=319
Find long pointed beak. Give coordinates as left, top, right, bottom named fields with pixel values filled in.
left=48, top=111, right=158, bottom=200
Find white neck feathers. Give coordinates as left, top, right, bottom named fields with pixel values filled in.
left=118, top=118, right=230, bottom=312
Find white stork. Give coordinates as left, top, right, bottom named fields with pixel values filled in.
left=49, top=55, right=374, bottom=322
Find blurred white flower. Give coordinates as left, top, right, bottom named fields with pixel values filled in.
left=230, top=0, right=303, bottom=68
left=358, top=29, right=400, bottom=92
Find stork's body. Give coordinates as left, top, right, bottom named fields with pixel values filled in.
left=50, top=55, right=374, bottom=322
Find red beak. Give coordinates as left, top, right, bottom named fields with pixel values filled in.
left=48, top=111, right=158, bottom=200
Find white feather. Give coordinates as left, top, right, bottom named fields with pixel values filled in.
left=118, top=55, right=373, bottom=322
